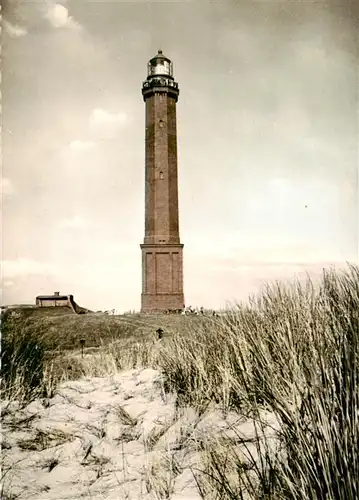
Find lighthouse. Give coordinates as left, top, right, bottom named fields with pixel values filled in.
left=140, top=50, right=185, bottom=313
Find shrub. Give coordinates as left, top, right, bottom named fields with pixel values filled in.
left=1, top=315, right=46, bottom=401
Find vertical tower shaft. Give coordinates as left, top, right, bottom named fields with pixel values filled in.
left=140, top=50, right=184, bottom=313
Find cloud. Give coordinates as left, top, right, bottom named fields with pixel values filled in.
left=3, top=20, right=28, bottom=37
left=68, top=140, right=96, bottom=151
left=89, top=108, right=127, bottom=140
left=1, top=178, right=15, bottom=196
left=45, top=2, right=81, bottom=30
left=59, top=215, right=88, bottom=229
left=2, top=259, right=59, bottom=278
left=63, top=109, right=128, bottom=154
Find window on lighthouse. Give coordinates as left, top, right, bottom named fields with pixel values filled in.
left=159, top=171, right=164, bottom=180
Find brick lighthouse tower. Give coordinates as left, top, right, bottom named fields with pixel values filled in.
left=140, top=50, right=185, bottom=313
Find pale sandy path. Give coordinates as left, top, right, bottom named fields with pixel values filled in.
left=2, top=368, right=278, bottom=500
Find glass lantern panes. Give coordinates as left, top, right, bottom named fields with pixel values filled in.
left=148, top=59, right=172, bottom=77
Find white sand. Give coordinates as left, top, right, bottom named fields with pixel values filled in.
left=2, top=368, right=279, bottom=499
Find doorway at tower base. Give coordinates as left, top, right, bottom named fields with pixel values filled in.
left=141, top=293, right=185, bottom=314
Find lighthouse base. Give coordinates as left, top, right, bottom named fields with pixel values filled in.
left=141, top=293, right=184, bottom=313
left=140, top=243, right=184, bottom=313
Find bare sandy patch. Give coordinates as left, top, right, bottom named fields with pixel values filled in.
left=2, top=368, right=279, bottom=500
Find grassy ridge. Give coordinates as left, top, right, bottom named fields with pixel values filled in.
left=1, top=307, right=206, bottom=351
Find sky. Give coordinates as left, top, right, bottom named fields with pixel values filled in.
left=1, top=0, right=358, bottom=312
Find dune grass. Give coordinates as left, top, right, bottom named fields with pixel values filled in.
left=1, top=263, right=358, bottom=499
left=155, top=263, right=359, bottom=499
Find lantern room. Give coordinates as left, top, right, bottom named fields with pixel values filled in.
left=147, top=49, right=173, bottom=78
